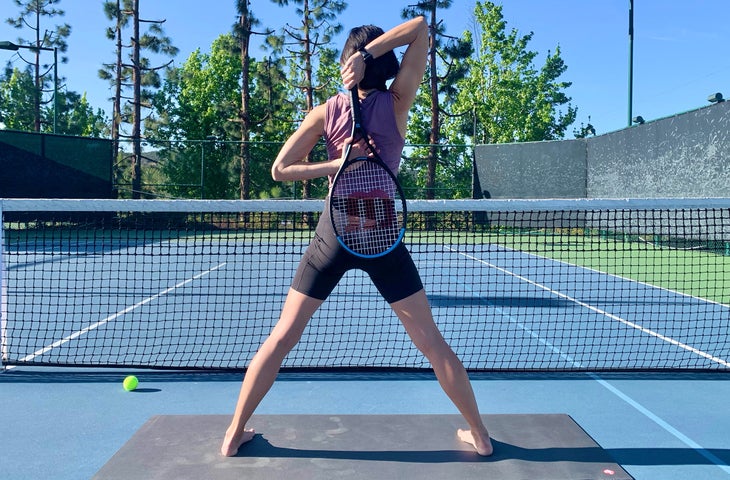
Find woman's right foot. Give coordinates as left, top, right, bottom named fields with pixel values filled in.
left=457, top=428, right=494, bottom=456
left=220, top=427, right=256, bottom=457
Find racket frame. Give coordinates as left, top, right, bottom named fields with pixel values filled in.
left=329, top=88, right=407, bottom=258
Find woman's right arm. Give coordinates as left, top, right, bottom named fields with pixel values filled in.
left=271, top=104, right=341, bottom=182
left=340, top=16, right=429, bottom=136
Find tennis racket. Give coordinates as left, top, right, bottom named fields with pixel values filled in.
left=329, top=88, right=407, bottom=258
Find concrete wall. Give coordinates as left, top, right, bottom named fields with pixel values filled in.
left=587, top=103, right=730, bottom=197
left=475, top=139, right=586, bottom=199
left=475, top=100, right=730, bottom=198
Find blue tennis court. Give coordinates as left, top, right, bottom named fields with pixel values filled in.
left=2, top=369, right=730, bottom=479
left=2, top=198, right=729, bottom=479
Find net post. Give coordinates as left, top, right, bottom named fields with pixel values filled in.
left=1, top=200, right=6, bottom=368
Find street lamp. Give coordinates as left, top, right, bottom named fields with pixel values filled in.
left=0, top=40, right=58, bottom=133
left=708, top=93, right=724, bottom=103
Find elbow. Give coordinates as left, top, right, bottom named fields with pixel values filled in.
left=409, top=16, right=428, bottom=45
left=271, top=163, right=284, bottom=182
left=271, top=156, right=286, bottom=181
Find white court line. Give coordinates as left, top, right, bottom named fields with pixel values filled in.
left=588, top=373, right=730, bottom=475
left=12, top=262, right=227, bottom=365
left=447, top=247, right=730, bottom=368
left=480, top=298, right=730, bottom=474
left=447, top=248, right=730, bottom=475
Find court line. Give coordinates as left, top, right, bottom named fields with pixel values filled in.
left=11, top=262, right=227, bottom=365
left=446, top=249, right=730, bottom=474
left=470, top=239, right=729, bottom=309
left=447, top=247, right=730, bottom=368
left=588, top=373, right=730, bottom=475
left=467, top=281, right=730, bottom=474
left=519, top=245, right=729, bottom=309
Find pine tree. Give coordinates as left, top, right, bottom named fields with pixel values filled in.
left=266, top=0, right=346, bottom=198
left=6, top=0, right=70, bottom=132
left=401, top=0, right=472, bottom=199
left=99, top=0, right=129, bottom=170
left=109, top=0, right=178, bottom=198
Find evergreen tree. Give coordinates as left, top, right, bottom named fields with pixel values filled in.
left=130, top=0, right=177, bottom=198
left=266, top=0, right=346, bottom=198
left=234, top=0, right=277, bottom=199
left=5, top=0, right=70, bottom=132
left=99, top=0, right=129, bottom=169
left=103, top=0, right=177, bottom=198
left=401, top=1, right=471, bottom=199
left=0, top=67, right=36, bottom=129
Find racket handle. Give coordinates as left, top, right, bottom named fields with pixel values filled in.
left=350, top=88, right=362, bottom=132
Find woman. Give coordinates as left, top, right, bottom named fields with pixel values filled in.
left=221, top=16, right=493, bottom=457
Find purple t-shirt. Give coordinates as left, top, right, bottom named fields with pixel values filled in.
left=324, top=91, right=405, bottom=185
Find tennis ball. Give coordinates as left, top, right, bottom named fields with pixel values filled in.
left=123, top=375, right=139, bottom=391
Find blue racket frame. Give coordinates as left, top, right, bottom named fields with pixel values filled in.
left=329, top=89, right=407, bottom=258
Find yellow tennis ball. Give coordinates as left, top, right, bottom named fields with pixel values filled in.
left=123, top=375, right=139, bottom=391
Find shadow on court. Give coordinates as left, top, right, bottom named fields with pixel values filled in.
left=606, top=448, right=730, bottom=466
left=238, top=436, right=730, bottom=467
left=3, top=369, right=730, bottom=383
left=240, top=435, right=613, bottom=464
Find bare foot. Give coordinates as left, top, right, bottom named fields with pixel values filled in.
left=457, top=428, right=494, bottom=456
left=220, top=428, right=256, bottom=457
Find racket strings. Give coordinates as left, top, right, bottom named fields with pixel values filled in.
left=331, top=159, right=404, bottom=256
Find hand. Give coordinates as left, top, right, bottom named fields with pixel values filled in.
left=340, top=52, right=366, bottom=90
left=342, top=136, right=369, bottom=160
left=333, top=136, right=368, bottom=171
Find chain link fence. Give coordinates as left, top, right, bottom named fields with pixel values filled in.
left=114, top=139, right=476, bottom=200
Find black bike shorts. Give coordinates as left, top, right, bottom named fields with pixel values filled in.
left=290, top=204, right=423, bottom=304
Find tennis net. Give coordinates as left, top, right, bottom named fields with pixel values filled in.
left=2, top=198, right=729, bottom=371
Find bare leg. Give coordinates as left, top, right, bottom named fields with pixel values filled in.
left=221, top=289, right=324, bottom=456
left=390, top=289, right=493, bottom=456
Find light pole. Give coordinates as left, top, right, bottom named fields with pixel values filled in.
left=200, top=136, right=218, bottom=199
left=200, top=139, right=205, bottom=199
left=627, top=0, right=634, bottom=127
left=0, top=40, right=58, bottom=133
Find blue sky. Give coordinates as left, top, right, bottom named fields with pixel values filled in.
left=1, top=0, right=728, bottom=136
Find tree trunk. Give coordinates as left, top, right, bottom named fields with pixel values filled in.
left=131, top=0, right=142, bottom=199
left=239, top=6, right=252, bottom=200
left=427, top=3, right=439, bottom=199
